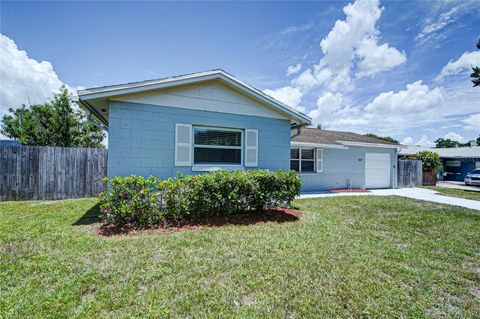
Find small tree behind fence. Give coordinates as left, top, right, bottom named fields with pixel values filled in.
left=1, top=146, right=107, bottom=201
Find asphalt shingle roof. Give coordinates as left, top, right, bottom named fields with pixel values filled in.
left=398, top=145, right=480, bottom=158
left=291, top=128, right=398, bottom=146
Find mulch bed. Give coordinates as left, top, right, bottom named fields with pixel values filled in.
left=98, top=207, right=303, bottom=237
left=329, top=189, right=369, bottom=193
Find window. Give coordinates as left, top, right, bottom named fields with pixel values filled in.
left=445, top=160, right=461, bottom=174
left=290, top=148, right=315, bottom=173
left=193, top=127, right=242, bottom=165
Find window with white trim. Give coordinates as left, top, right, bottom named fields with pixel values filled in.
left=290, top=148, right=315, bottom=173
left=193, top=127, right=242, bottom=165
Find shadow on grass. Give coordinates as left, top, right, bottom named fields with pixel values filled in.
left=185, top=208, right=302, bottom=227
left=99, top=208, right=303, bottom=236
left=73, top=203, right=102, bottom=226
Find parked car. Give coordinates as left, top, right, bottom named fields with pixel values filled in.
left=464, top=169, right=480, bottom=186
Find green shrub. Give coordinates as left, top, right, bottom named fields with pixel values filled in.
left=414, top=150, right=442, bottom=172
left=99, top=170, right=302, bottom=228
left=98, top=175, right=161, bottom=227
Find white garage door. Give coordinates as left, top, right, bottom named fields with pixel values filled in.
left=365, top=153, right=391, bottom=189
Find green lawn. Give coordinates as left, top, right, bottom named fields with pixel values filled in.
left=426, top=186, right=480, bottom=201
left=1, top=197, right=479, bottom=318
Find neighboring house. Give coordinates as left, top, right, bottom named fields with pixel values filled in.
left=399, top=146, right=480, bottom=182
left=0, top=140, right=21, bottom=146
left=77, top=70, right=398, bottom=191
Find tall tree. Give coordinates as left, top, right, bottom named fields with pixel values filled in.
left=434, top=138, right=464, bottom=148
left=1, top=87, right=105, bottom=147
left=472, top=39, right=480, bottom=87
left=364, top=133, right=399, bottom=144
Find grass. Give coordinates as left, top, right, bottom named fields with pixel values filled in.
left=426, top=186, right=480, bottom=201
left=1, top=196, right=479, bottom=318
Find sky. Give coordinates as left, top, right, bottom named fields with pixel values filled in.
left=1, top=0, right=479, bottom=146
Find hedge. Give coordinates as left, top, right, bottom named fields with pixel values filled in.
left=99, top=170, right=302, bottom=228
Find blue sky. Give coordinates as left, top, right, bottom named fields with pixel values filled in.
left=1, top=0, right=479, bottom=145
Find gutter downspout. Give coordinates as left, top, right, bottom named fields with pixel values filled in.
left=291, top=123, right=309, bottom=139
left=87, top=115, right=108, bottom=132
left=77, top=98, right=109, bottom=129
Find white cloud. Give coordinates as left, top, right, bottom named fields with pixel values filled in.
left=263, top=86, right=305, bottom=112
left=462, top=113, right=480, bottom=131
left=265, top=0, right=405, bottom=108
left=416, top=1, right=478, bottom=43
left=0, top=34, right=64, bottom=116
left=279, top=22, right=315, bottom=36
left=319, top=0, right=381, bottom=72
left=444, top=131, right=464, bottom=142
left=365, top=80, right=444, bottom=114
left=355, top=36, right=406, bottom=77
left=401, top=137, right=414, bottom=145
left=436, top=51, right=480, bottom=80
left=318, top=0, right=405, bottom=79
left=308, top=92, right=359, bottom=127
left=416, top=135, right=435, bottom=147
left=416, top=6, right=459, bottom=41
left=318, top=81, right=446, bottom=134
left=286, top=63, right=302, bottom=76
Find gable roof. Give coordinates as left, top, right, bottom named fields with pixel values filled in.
left=399, top=145, right=480, bottom=158
left=77, top=69, right=311, bottom=128
left=291, top=128, right=399, bottom=148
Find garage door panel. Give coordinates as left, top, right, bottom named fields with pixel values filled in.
left=365, top=153, right=391, bottom=189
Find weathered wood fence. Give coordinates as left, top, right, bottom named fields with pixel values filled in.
left=1, top=146, right=107, bottom=201
left=397, top=160, right=423, bottom=188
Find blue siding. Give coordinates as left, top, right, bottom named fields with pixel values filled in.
left=300, top=146, right=397, bottom=192
left=442, top=158, right=480, bottom=181
left=108, top=101, right=291, bottom=178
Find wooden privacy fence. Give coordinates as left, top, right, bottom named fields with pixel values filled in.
left=397, top=160, right=423, bottom=188
left=1, top=146, right=107, bottom=201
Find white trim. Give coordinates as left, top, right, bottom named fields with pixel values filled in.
left=244, top=129, right=258, bottom=167
left=192, top=126, right=243, bottom=166
left=338, top=141, right=400, bottom=149
left=192, top=166, right=245, bottom=172
left=291, top=141, right=349, bottom=149
left=316, top=148, right=323, bottom=173
left=291, top=147, right=315, bottom=173
left=175, top=123, right=192, bottom=166
left=78, top=70, right=311, bottom=125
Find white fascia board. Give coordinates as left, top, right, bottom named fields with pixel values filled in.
left=77, top=70, right=311, bottom=125
left=291, top=142, right=349, bottom=149
left=339, top=141, right=400, bottom=149
left=77, top=72, right=220, bottom=99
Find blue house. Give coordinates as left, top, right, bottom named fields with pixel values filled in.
left=399, top=146, right=480, bottom=182
left=78, top=70, right=398, bottom=191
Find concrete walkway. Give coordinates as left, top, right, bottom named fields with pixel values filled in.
left=299, top=188, right=480, bottom=211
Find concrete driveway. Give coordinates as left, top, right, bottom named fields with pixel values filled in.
left=299, top=188, right=480, bottom=211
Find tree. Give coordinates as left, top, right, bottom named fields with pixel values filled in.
left=471, top=39, right=480, bottom=87
left=477, top=134, right=480, bottom=146
left=364, top=133, right=399, bottom=144
left=414, top=150, right=442, bottom=173
left=434, top=138, right=463, bottom=148
left=1, top=87, right=105, bottom=147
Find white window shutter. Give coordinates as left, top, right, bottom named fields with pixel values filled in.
left=316, top=148, right=323, bottom=173
left=245, top=129, right=258, bottom=167
left=175, top=124, right=192, bottom=166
